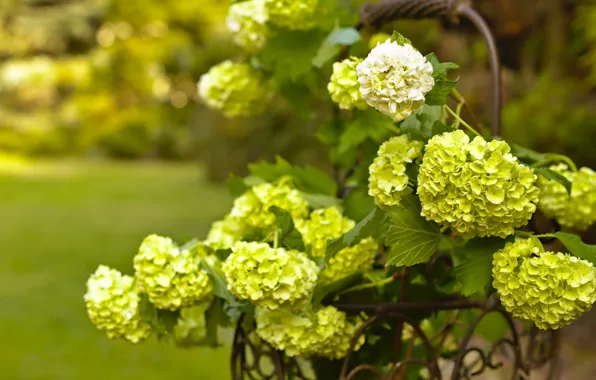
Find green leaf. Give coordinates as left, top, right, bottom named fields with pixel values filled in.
left=138, top=293, right=179, bottom=337
left=533, top=167, right=572, bottom=196
left=385, top=195, right=442, bottom=266
left=312, top=272, right=363, bottom=305
left=424, top=53, right=459, bottom=106
left=313, top=27, right=361, bottom=67
left=390, top=31, right=412, bottom=46
left=399, top=105, right=450, bottom=141
left=343, top=187, right=375, bottom=221
left=338, top=109, right=393, bottom=153
left=510, top=144, right=547, bottom=164
left=300, top=192, right=341, bottom=209
left=278, top=82, right=313, bottom=120
left=326, top=206, right=387, bottom=261
left=226, top=175, right=249, bottom=197
left=317, top=117, right=343, bottom=145
left=475, top=311, right=510, bottom=342
left=204, top=299, right=223, bottom=347
left=426, top=53, right=459, bottom=81
left=553, top=232, right=596, bottom=265
left=260, top=29, right=326, bottom=82
left=453, top=237, right=508, bottom=296
left=269, top=205, right=306, bottom=251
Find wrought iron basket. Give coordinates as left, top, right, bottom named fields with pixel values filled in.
left=231, top=1, right=562, bottom=378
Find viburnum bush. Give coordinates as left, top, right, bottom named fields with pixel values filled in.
left=84, top=0, right=596, bottom=377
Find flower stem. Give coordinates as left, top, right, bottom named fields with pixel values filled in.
left=545, top=154, right=578, bottom=172
left=387, top=123, right=401, bottom=134
left=273, top=230, right=280, bottom=249
left=445, top=106, right=481, bottom=137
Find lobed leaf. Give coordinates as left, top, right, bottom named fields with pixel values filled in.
left=553, top=232, right=596, bottom=265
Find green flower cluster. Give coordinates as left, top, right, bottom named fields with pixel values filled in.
left=320, top=237, right=378, bottom=285
left=255, top=306, right=364, bottom=359
left=537, top=164, right=596, bottom=231
left=222, top=242, right=319, bottom=310
left=297, top=206, right=354, bottom=258
left=84, top=265, right=152, bottom=343
left=493, top=238, right=596, bottom=330
left=133, top=235, right=213, bottom=311
left=205, top=214, right=245, bottom=250
left=231, top=181, right=309, bottom=231
left=173, top=299, right=212, bottom=347
left=327, top=57, right=367, bottom=111
left=369, top=135, right=424, bottom=207
left=197, top=60, right=273, bottom=118
left=418, top=130, right=539, bottom=238
left=264, top=0, right=318, bottom=30
left=226, top=0, right=269, bottom=53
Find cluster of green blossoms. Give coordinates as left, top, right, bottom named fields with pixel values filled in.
left=493, top=238, right=596, bottom=330
left=197, top=60, right=273, bottom=118
left=417, top=130, right=539, bottom=238
left=320, top=237, right=378, bottom=285
left=356, top=39, right=434, bottom=122
left=226, top=0, right=269, bottom=53
left=264, top=0, right=318, bottom=30
left=133, top=235, right=213, bottom=310
left=369, top=135, right=424, bottom=207
left=327, top=57, right=367, bottom=111
left=537, top=164, right=596, bottom=230
left=230, top=181, right=309, bottom=231
left=255, top=306, right=364, bottom=359
left=84, top=265, right=152, bottom=343
left=173, top=299, right=212, bottom=347
left=297, top=206, right=354, bottom=257
left=222, top=242, right=319, bottom=310
left=205, top=214, right=245, bottom=250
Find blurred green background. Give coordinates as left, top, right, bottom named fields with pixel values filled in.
left=2, top=0, right=596, bottom=379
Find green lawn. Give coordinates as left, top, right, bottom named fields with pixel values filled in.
left=0, top=161, right=232, bottom=380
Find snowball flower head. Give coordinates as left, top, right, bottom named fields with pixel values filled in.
left=297, top=206, right=355, bottom=258
left=230, top=181, right=309, bottom=231
left=222, top=242, right=319, bottom=310
left=328, top=57, right=367, bottom=110
left=264, top=0, right=318, bottom=30
left=84, top=265, right=152, bottom=343
left=537, top=164, right=596, bottom=231
left=369, top=134, right=424, bottom=207
left=205, top=214, right=246, bottom=250
left=493, top=238, right=596, bottom=330
left=417, top=130, right=539, bottom=238
left=226, top=0, right=269, bottom=53
left=320, top=237, right=379, bottom=285
left=173, top=298, right=211, bottom=347
left=357, top=40, right=434, bottom=122
left=255, top=306, right=364, bottom=359
left=198, top=60, right=273, bottom=118
left=133, top=235, right=213, bottom=310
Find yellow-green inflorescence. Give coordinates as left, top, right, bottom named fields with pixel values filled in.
left=417, top=130, right=539, bottom=238
left=297, top=206, right=354, bottom=258
left=356, top=39, right=434, bottom=122
left=255, top=305, right=364, bottom=359
left=493, top=238, right=596, bottom=330
left=320, top=237, right=379, bottom=285
left=226, top=0, right=269, bottom=53
left=205, top=214, right=246, bottom=250
left=84, top=265, right=152, bottom=343
left=222, top=241, right=319, bottom=310
left=173, top=298, right=212, bottom=347
left=369, top=134, right=424, bottom=207
left=264, top=0, right=318, bottom=30
left=328, top=57, right=368, bottom=111
left=197, top=60, right=273, bottom=118
left=230, top=181, right=309, bottom=232
left=133, top=235, right=213, bottom=311
left=537, top=164, right=596, bottom=231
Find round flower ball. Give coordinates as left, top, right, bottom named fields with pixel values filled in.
left=84, top=265, right=152, bottom=343
left=205, top=214, right=245, bottom=250
left=297, top=206, right=355, bottom=258
left=417, top=130, right=539, bottom=238
left=320, top=237, right=379, bottom=285
left=255, top=305, right=364, bottom=359
left=537, top=164, right=596, bottom=231
left=356, top=39, right=434, bottom=122
left=173, top=298, right=212, bottom=347
left=328, top=57, right=367, bottom=111
left=230, top=181, right=309, bottom=231
left=222, top=241, right=319, bottom=310
left=493, top=238, right=596, bottom=330
left=369, top=134, right=424, bottom=207
left=133, top=235, right=213, bottom=310
left=264, top=0, right=318, bottom=30
left=226, top=0, right=269, bottom=53
left=198, top=60, right=273, bottom=118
